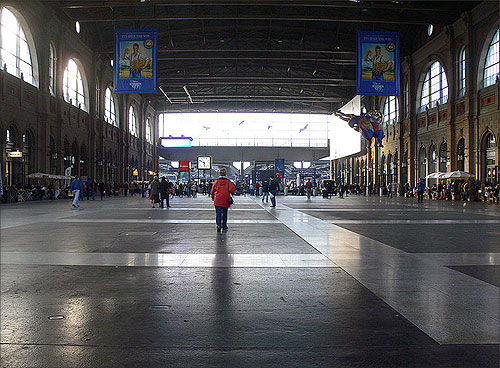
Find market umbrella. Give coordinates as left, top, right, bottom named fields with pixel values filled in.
left=425, top=172, right=447, bottom=179
left=27, top=172, right=50, bottom=179
left=442, top=170, right=475, bottom=179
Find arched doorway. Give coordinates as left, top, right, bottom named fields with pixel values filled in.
left=457, top=138, right=465, bottom=171
left=387, top=154, right=393, bottom=185
left=361, top=159, right=365, bottom=185
left=439, top=141, right=448, bottom=173
left=22, top=131, right=34, bottom=183
left=80, top=144, right=88, bottom=178
left=418, top=146, right=426, bottom=183
left=4, top=126, right=23, bottom=186
left=355, top=161, right=360, bottom=184
left=49, top=136, right=57, bottom=174
left=380, top=154, right=386, bottom=186
left=402, top=150, right=408, bottom=186
left=481, top=132, right=497, bottom=184
left=428, top=144, right=437, bottom=186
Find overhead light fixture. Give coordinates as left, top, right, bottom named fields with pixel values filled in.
left=183, top=85, right=194, bottom=103
left=159, top=86, right=172, bottom=104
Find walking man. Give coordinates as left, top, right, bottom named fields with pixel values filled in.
left=305, top=179, right=313, bottom=199
left=262, top=180, right=269, bottom=203
left=417, top=179, right=425, bottom=203
left=269, top=177, right=279, bottom=207
left=70, top=176, right=84, bottom=208
left=159, top=177, right=169, bottom=208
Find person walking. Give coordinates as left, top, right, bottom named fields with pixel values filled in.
left=98, top=181, right=105, bottom=200
left=417, top=179, right=425, bottom=203
left=305, top=179, right=313, bottom=199
left=269, top=177, right=279, bottom=207
left=211, top=168, right=236, bottom=232
left=262, top=180, right=269, bottom=203
left=159, top=177, right=169, bottom=208
left=150, top=177, right=160, bottom=208
left=70, top=176, right=84, bottom=208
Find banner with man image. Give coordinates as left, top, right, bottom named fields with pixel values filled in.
left=114, top=29, right=158, bottom=94
left=356, top=31, right=399, bottom=96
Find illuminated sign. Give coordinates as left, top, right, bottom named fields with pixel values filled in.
left=8, top=151, right=22, bottom=158
left=179, top=160, right=190, bottom=172
left=160, top=137, right=193, bottom=148
left=133, top=170, right=139, bottom=176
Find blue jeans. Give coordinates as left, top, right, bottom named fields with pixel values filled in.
left=262, top=191, right=269, bottom=202
left=215, top=206, right=228, bottom=229
left=270, top=190, right=278, bottom=206
left=72, top=190, right=80, bottom=206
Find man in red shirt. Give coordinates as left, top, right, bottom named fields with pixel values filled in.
left=211, top=168, right=236, bottom=232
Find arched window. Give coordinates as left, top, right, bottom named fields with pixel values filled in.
left=0, top=7, right=37, bottom=86
left=419, top=61, right=448, bottom=112
left=104, top=87, right=117, bottom=126
left=129, top=106, right=138, bottom=137
left=63, top=59, right=87, bottom=111
left=383, top=95, right=399, bottom=126
left=146, top=117, right=152, bottom=144
left=483, top=27, right=499, bottom=88
left=49, top=42, right=56, bottom=95
left=458, top=48, right=466, bottom=96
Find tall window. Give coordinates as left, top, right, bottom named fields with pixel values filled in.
left=0, top=7, right=37, bottom=86
left=146, top=117, right=152, bottom=144
left=419, top=61, right=448, bottom=112
left=383, top=95, right=399, bottom=126
left=63, top=59, right=87, bottom=111
left=458, top=48, right=466, bottom=96
left=49, top=42, right=56, bottom=95
left=104, top=88, right=117, bottom=126
left=129, top=106, right=138, bottom=137
left=404, top=81, right=409, bottom=118
left=483, top=27, right=499, bottom=88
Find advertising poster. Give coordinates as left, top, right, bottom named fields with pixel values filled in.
left=114, top=29, right=158, bottom=94
left=274, top=159, right=285, bottom=179
left=357, top=31, right=399, bottom=96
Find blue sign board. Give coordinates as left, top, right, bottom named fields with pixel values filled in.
left=274, top=159, right=285, bottom=179
left=114, top=29, right=158, bottom=94
left=356, top=31, right=399, bottom=96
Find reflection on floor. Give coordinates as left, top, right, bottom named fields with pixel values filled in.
left=1, top=194, right=499, bottom=367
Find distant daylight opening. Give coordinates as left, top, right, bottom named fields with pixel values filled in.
left=158, top=112, right=332, bottom=148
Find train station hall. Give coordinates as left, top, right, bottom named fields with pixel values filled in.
left=1, top=1, right=499, bottom=367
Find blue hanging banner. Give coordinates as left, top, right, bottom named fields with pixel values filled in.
left=114, top=29, right=158, bottom=94
left=274, top=159, right=285, bottom=179
left=356, top=31, right=399, bottom=96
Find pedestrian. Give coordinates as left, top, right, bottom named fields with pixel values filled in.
left=159, top=177, right=170, bottom=208
left=98, top=181, right=105, bottom=200
left=262, top=180, right=269, bottom=203
left=150, top=177, right=160, bottom=208
left=417, top=179, right=425, bottom=203
left=70, top=176, right=84, bottom=208
left=305, top=179, right=313, bottom=199
left=269, top=176, right=279, bottom=207
left=211, top=168, right=236, bottom=232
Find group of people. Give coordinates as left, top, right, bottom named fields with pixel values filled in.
left=405, top=180, right=500, bottom=203
left=148, top=168, right=237, bottom=232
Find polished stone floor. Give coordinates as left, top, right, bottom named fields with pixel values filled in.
left=1, top=194, right=499, bottom=367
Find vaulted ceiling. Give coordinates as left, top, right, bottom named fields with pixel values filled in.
left=42, top=0, right=479, bottom=113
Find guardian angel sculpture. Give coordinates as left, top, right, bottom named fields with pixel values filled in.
left=334, top=109, right=385, bottom=147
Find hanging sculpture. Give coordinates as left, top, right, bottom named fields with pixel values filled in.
left=334, top=110, right=385, bottom=147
